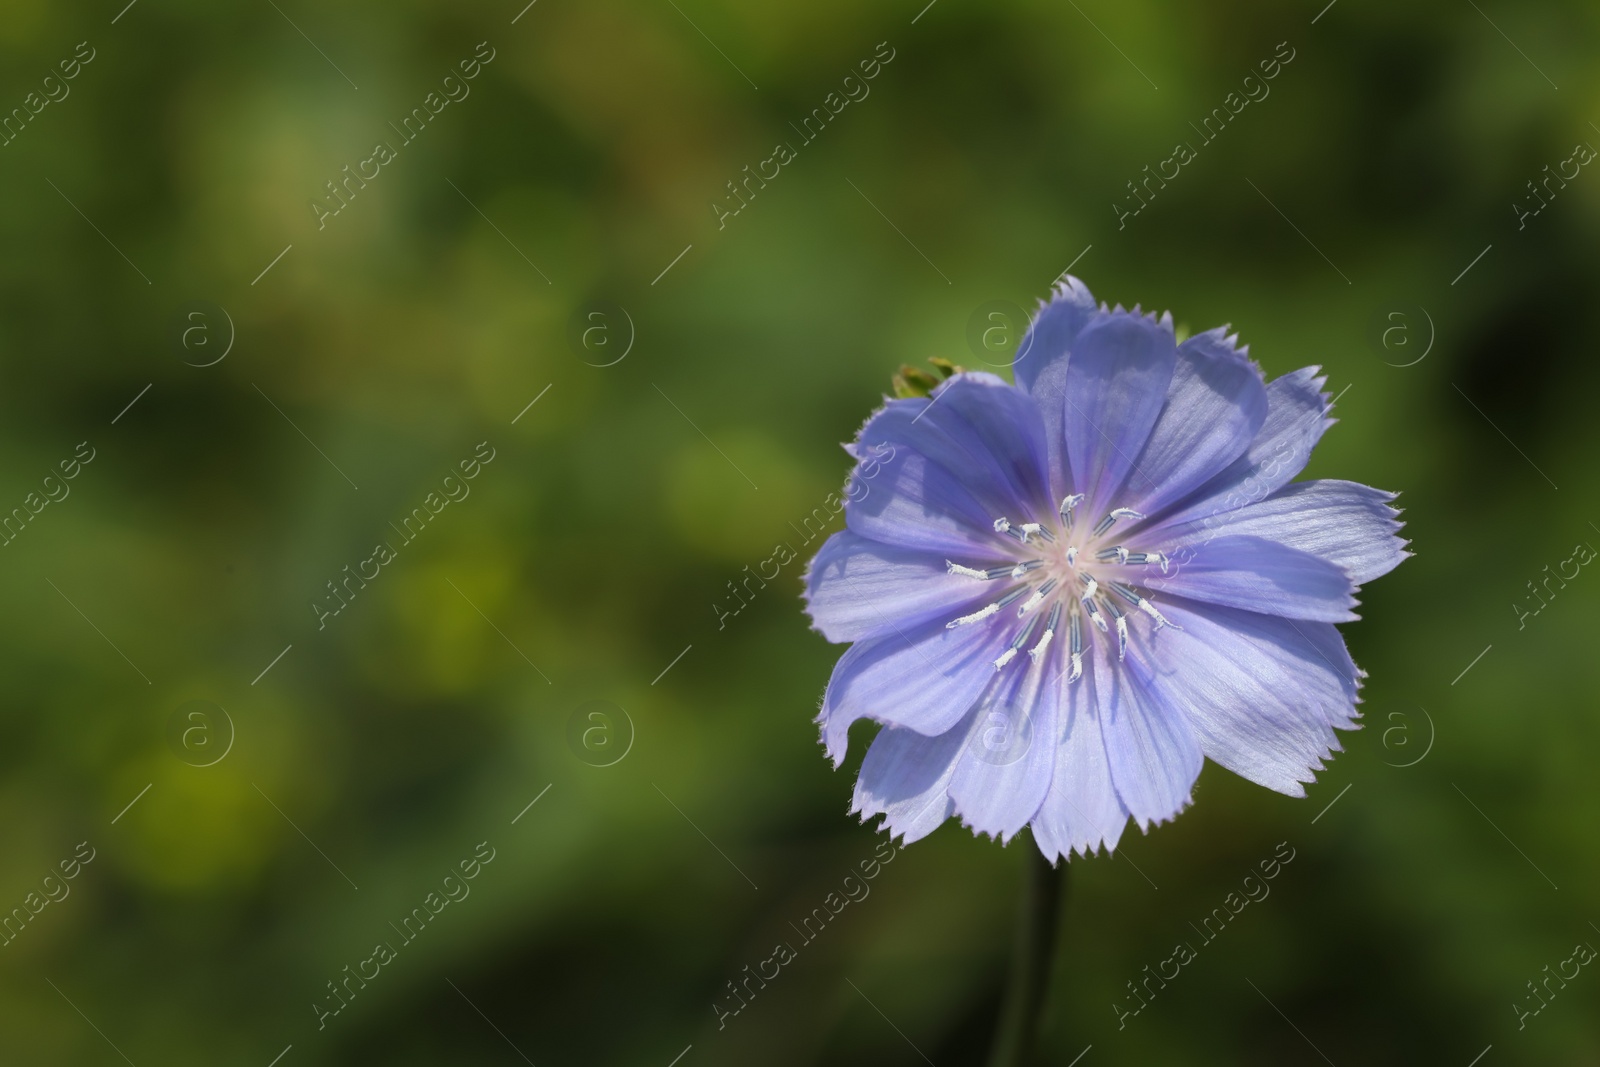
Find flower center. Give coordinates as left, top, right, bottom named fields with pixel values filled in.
left=944, top=494, right=1175, bottom=680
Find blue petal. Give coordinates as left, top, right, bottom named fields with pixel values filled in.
left=947, top=661, right=1058, bottom=842
left=910, top=373, right=1053, bottom=520
left=804, top=531, right=999, bottom=644
left=819, top=611, right=1012, bottom=764
left=851, top=712, right=972, bottom=845
left=1012, top=276, right=1098, bottom=491
left=1061, top=310, right=1179, bottom=516
left=844, top=378, right=1052, bottom=556
left=1119, top=327, right=1268, bottom=516
left=1144, top=479, right=1408, bottom=586
left=1097, top=638, right=1202, bottom=830
left=1150, top=366, right=1333, bottom=530
left=1028, top=653, right=1131, bottom=860
left=1137, top=534, right=1360, bottom=622
left=1132, top=599, right=1361, bottom=797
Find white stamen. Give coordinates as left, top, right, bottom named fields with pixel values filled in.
left=1149, top=552, right=1171, bottom=574
left=1080, top=575, right=1099, bottom=601
left=1011, top=559, right=1044, bottom=578
left=1016, top=522, right=1053, bottom=544
left=947, top=603, right=999, bottom=629
left=1017, top=578, right=1058, bottom=616
left=1096, top=546, right=1130, bottom=564
left=1030, top=603, right=1062, bottom=663
left=1138, top=599, right=1174, bottom=629
left=1065, top=546, right=1078, bottom=567
left=1111, top=507, right=1146, bottom=522
left=946, top=561, right=988, bottom=579
left=1084, top=597, right=1108, bottom=634
left=993, top=517, right=1011, bottom=534
left=1058, top=494, right=1084, bottom=529
left=1067, top=652, right=1083, bottom=683
left=1115, top=615, right=1130, bottom=658
left=994, top=647, right=1019, bottom=670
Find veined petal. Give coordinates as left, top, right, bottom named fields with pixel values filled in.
left=843, top=379, right=1053, bottom=556
left=1137, top=534, right=1360, bottom=622
left=1029, top=649, right=1131, bottom=861
left=947, top=658, right=1058, bottom=843
left=1144, top=480, right=1408, bottom=586
left=911, top=374, right=1053, bottom=520
left=1062, top=309, right=1179, bottom=515
left=1096, top=637, right=1202, bottom=830
left=851, top=715, right=970, bottom=846
left=819, top=609, right=1012, bottom=764
left=1012, top=275, right=1099, bottom=494
left=1152, top=366, right=1333, bottom=530
left=1133, top=599, right=1362, bottom=796
left=1119, top=327, right=1268, bottom=517
left=803, top=531, right=1002, bottom=644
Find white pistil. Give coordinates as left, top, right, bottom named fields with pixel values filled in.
left=1091, top=506, right=1146, bottom=538
left=1080, top=575, right=1099, bottom=601
left=1017, top=578, right=1058, bottom=616
left=1058, top=493, right=1084, bottom=530
left=947, top=603, right=999, bottom=629
left=1096, top=546, right=1130, bottom=564
left=1030, top=603, right=1061, bottom=663
left=946, top=561, right=989, bottom=579
left=1016, top=522, right=1054, bottom=544
left=1065, top=546, right=1078, bottom=568
left=1011, top=559, right=1044, bottom=578
left=1111, top=581, right=1177, bottom=630
left=994, top=647, right=1019, bottom=669
left=1066, top=602, right=1084, bottom=683
left=1138, top=599, right=1175, bottom=629
left=1084, top=596, right=1108, bottom=635
left=1106, top=600, right=1129, bottom=661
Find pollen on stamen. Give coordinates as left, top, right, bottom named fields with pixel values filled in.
left=1066, top=602, right=1084, bottom=683
left=1016, top=522, right=1054, bottom=544
left=1018, top=578, right=1058, bottom=616
left=1058, top=494, right=1084, bottom=529
left=946, top=561, right=989, bottom=579
left=995, top=615, right=1041, bottom=670
left=1106, top=599, right=1130, bottom=661
left=1011, top=559, right=1044, bottom=578
left=946, top=603, right=999, bottom=629
left=1084, top=596, right=1109, bottom=634
left=1096, top=546, right=1130, bottom=564
left=1030, top=602, right=1061, bottom=662
left=1091, top=507, right=1146, bottom=538
left=1080, top=574, right=1099, bottom=601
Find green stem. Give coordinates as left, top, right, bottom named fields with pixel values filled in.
left=985, top=840, right=1068, bottom=1067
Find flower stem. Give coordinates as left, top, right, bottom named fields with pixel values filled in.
left=985, top=840, right=1067, bottom=1067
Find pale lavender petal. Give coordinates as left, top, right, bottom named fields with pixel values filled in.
left=1096, top=638, right=1202, bottom=830
left=910, top=373, right=1053, bottom=522
left=819, top=611, right=1012, bottom=764
left=947, top=662, right=1058, bottom=842
left=1152, top=366, right=1333, bottom=530
left=1061, top=310, right=1179, bottom=515
left=1029, top=656, right=1131, bottom=860
left=1012, top=275, right=1098, bottom=493
left=804, top=531, right=998, bottom=644
left=1133, top=599, right=1361, bottom=796
left=1138, top=534, right=1359, bottom=622
left=1143, top=479, right=1409, bottom=585
left=851, top=715, right=969, bottom=845
left=1119, top=327, right=1267, bottom=516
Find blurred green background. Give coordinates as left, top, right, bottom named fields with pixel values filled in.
left=1, top=0, right=1597, bottom=1063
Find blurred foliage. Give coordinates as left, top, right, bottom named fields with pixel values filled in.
left=1, top=0, right=1598, bottom=1063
